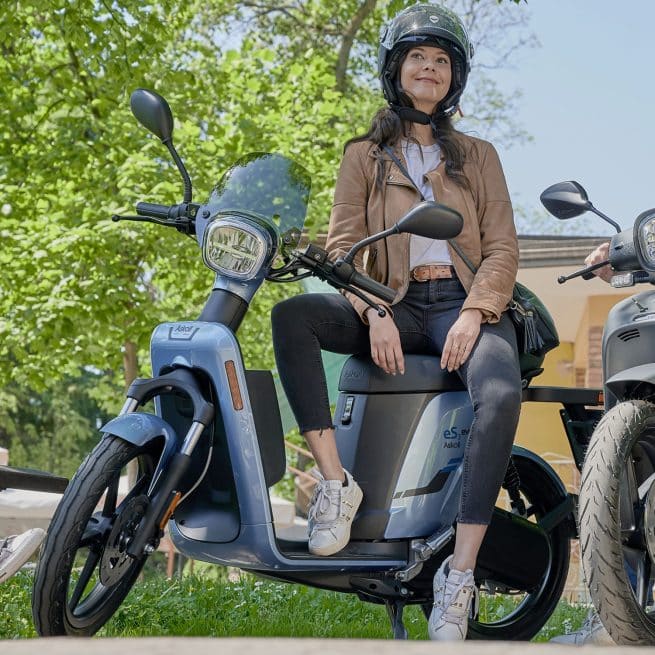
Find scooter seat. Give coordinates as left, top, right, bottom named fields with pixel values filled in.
left=338, top=354, right=465, bottom=394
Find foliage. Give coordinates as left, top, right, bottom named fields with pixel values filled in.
left=0, top=0, right=376, bottom=389
left=0, top=568, right=587, bottom=640
left=0, top=0, right=535, bottom=462
left=0, top=370, right=113, bottom=476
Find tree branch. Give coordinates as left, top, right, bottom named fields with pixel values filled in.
left=335, top=0, right=377, bottom=93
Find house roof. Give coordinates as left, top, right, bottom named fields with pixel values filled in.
left=518, top=235, right=609, bottom=268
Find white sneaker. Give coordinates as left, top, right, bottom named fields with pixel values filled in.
left=0, top=528, right=46, bottom=583
left=307, top=468, right=363, bottom=556
left=549, top=608, right=615, bottom=646
left=428, top=555, right=478, bottom=641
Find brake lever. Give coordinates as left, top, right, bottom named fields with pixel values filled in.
left=112, top=214, right=171, bottom=226
left=111, top=213, right=195, bottom=236
left=557, top=259, right=610, bottom=284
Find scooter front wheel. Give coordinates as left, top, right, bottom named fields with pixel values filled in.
left=32, top=435, right=159, bottom=636
left=579, top=399, right=655, bottom=645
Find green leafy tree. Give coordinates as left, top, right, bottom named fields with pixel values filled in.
left=0, top=0, right=532, bottom=403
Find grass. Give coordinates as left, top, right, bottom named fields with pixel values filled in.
left=1, top=565, right=589, bottom=641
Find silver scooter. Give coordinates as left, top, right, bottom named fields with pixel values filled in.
left=542, top=181, right=655, bottom=645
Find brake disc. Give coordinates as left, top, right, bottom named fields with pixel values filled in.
left=99, top=495, right=150, bottom=587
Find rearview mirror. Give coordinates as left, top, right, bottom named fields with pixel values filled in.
left=540, top=181, right=591, bottom=219
left=396, top=201, right=463, bottom=240
left=130, top=88, right=174, bottom=142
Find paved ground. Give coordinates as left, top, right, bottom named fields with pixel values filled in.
left=0, top=639, right=641, bottom=654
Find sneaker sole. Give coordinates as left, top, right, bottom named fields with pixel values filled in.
left=0, top=530, right=45, bottom=582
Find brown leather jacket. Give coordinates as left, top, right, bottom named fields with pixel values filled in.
left=325, top=135, right=518, bottom=324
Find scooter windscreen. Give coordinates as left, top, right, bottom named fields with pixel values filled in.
left=197, top=152, right=311, bottom=256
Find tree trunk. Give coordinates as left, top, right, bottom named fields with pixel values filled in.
left=123, top=340, right=139, bottom=487
left=123, top=339, right=138, bottom=389
left=335, top=0, right=377, bottom=93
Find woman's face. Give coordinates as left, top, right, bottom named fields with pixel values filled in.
left=399, top=46, right=452, bottom=114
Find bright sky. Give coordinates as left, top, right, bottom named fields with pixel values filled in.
left=490, top=0, right=655, bottom=236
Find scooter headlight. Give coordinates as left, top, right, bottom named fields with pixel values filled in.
left=636, top=211, right=655, bottom=271
left=202, top=217, right=271, bottom=280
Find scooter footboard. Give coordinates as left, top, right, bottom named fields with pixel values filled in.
left=475, top=507, right=550, bottom=590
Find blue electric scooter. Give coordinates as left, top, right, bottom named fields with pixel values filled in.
left=32, top=90, right=602, bottom=640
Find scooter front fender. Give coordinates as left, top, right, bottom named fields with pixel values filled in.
left=605, top=363, right=655, bottom=401
left=100, top=412, right=180, bottom=475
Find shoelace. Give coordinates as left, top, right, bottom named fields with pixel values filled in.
left=580, top=611, right=603, bottom=633
left=436, top=575, right=479, bottom=624
left=0, top=536, right=13, bottom=555
left=309, top=481, right=340, bottom=524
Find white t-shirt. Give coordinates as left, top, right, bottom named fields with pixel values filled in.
left=401, top=140, right=452, bottom=268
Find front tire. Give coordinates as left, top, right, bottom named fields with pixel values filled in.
left=33, top=435, right=159, bottom=636
left=579, top=399, right=655, bottom=645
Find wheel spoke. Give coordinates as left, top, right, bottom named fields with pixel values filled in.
left=102, top=477, right=119, bottom=517
left=620, top=457, right=641, bottom=537
left=623, top=545, right=655, bottom=609
left=68, top=549, right=101, bottom=611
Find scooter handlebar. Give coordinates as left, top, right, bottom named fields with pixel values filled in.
left=349, top=270, right=397, bottom=304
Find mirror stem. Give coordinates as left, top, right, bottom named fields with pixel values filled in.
left=588, top=203, right=621, bottom=234
left=344, top=225, right=399, bottom=264
left=163, top=138, right=192, bottom=203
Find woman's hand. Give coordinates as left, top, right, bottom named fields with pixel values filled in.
left=367, top=309, right=405, bottom=375
left=441, top=309, right=483, bottom=372
left=584, top=242, right=613, bottom=283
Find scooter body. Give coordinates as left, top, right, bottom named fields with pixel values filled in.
left=32, top=92, right=602, bottom=640
left=602, top=289, right=655, bottom=408
left=542, top=182, right=655, bottom=645
left=125, top=317, right=471, bottom=572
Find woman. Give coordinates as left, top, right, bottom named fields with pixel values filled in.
left=272, top=3, right=521, bottom=641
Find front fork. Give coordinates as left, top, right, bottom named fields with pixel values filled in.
left=116, top=372, right=214, bottom=558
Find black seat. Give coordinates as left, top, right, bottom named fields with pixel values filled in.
left=338, top=354, right=466, bottom=394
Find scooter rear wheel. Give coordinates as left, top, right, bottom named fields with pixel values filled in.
left=579, top=399, right=655, bottom=645
left=468, top=452, right=571, bottom=639
left=32, top=435, right=159, bottom=636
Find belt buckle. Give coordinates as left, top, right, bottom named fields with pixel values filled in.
left=411, top=266, right=428, bottom=282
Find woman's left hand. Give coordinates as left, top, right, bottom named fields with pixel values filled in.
left=441, top=309, right=483, bottom=372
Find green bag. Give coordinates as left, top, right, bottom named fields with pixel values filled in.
left=508, top=282, right=560, bottom=370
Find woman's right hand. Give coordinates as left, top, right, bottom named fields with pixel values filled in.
left=584, top=242, right=613, bottom=283
left=367, top=309, right=405, bottom=375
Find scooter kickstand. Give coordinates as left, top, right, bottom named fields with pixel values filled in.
left=385, top=599, right=408, bottom=640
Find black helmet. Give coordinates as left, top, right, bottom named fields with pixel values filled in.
left=378, top=3, right=473, bottom=117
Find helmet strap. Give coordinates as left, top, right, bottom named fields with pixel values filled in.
left=390, top=104, right=440, bottom=138
left=390, top=104, right=431, bottom=125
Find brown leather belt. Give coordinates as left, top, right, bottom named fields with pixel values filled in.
left=410, top=264, right=456, bottom=282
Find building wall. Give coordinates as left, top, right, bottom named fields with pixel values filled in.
left=515, top=342, right=576, bottom=459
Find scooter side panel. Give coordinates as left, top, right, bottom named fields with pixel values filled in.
left=334, top=389, right=472, bottom=540
left=387, top=391, right=472, bottom=538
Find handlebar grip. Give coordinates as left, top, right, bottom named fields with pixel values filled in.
left=136, top=202, right=173, bottom=219
left=350, top=271, right=397, bottom=304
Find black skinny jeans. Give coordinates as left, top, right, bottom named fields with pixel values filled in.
left=271, top=278, right=522, bottom=525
